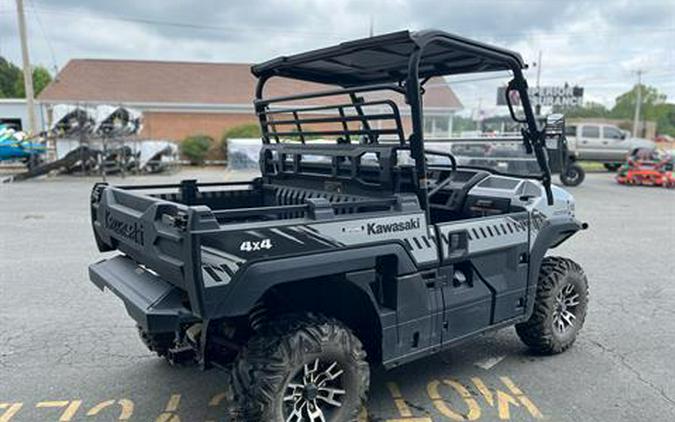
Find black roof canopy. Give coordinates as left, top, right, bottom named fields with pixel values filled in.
left=251, top=30, right=527, bottom=87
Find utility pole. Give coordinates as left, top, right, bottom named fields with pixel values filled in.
left=368, top=15, right=374, bottom=37
left=15, top=0, right=37, bottom=134
left=632, top=69, right=643, bottom=137
left=476, top=97, right=483, bottom=132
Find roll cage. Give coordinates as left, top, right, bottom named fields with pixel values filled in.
left=251, top=29, right=553, bottom=213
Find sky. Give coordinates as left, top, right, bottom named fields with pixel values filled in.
left=0, top=0, right=672, bottom=113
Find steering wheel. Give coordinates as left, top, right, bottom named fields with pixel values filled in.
left=424, top=150, right=457, bottom=199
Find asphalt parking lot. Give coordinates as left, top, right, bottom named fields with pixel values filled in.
left=1, top=169, right=674, bottom=421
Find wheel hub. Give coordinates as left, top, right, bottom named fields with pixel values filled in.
left=553, top=283, right=580, bottom=334
left=303, top=383, right=319, bottom=401
left=283, top=358, right=346, bottom=422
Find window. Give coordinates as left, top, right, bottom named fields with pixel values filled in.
left=581, top=125, right=600, bottom=138
left=424, top=115, right=452, bottom=138
left=603, top=126, right=624, bottom=139
left=565, top=125, right=577, bottom=137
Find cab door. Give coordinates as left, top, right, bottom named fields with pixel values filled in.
left=435, top=213, right=531, bottom=345
left=577, top=124, right=605, bottom=160
left=602, top=125, right=630, bottom=161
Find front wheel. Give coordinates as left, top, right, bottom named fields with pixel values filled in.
left=232, top=313, right=369, bottom=421
left=560, top=163, right=585, bottom=186
left=516, top=257, right=589, bottom=354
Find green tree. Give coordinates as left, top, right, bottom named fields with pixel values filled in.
left=559, top=101, right=610, bottom=119
left=14, top=65, right=53, bottom=97
left=650, top=103, right=675, bottom=136
left=610, top=84, right=666, bottom=120
left=0, top=57, right=22, bottom=97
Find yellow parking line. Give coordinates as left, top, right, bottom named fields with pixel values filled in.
left=86, top=399, right=134, bottom=420
left=500, top=376, right=544, bottom=419
left=0, top=403, right=23, bottom=422
left=387, top=382, right=414, bottom=417
left=471, top=377, right=494, bottom=406
left=427, top=379, right=481, bottom=421
left=35, top=400, right=82, bottom=421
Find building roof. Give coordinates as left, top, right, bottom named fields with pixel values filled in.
left=38, top=59, right=461, bottom=111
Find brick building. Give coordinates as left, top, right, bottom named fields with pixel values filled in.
left=38, top=59, right=462, bottom=144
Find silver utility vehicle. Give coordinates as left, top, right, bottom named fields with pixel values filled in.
left=88, top=30, right=590, bottom=421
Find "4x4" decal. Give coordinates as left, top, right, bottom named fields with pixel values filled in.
left=239, top=239, right=273, bottom=252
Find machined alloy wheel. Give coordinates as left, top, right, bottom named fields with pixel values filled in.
left=552, top=283, right=580, bottom=334
left=516, top=256, right=589, bottom=354
left=283, top=358, right=346, bottom=421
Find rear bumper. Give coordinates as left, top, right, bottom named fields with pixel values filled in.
left=89, top=255, right=197, bottom=333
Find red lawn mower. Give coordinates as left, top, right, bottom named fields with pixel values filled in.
left=616, top=148, right=675, bottom=188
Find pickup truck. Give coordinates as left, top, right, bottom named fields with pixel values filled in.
left=566, top=122, right=654, bottom=170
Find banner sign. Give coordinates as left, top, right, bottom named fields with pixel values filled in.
left=497, top=85, right=584, bottom=108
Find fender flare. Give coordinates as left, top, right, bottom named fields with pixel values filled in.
left=525, top=216, right=585, bottom=317
left=211, top=242, right=417, bottom=318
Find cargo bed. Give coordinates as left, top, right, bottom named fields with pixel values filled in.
left=90, top=178, right=402, bottom=319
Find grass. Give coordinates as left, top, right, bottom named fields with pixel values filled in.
left=578, top=161, right=608, bottom=172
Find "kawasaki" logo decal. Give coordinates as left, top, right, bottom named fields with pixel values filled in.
left=367, top=218, right=420, bottom=235
left=105, top=210, right=144, bottom=246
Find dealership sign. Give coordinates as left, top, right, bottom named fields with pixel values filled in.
left=497, top=85, right=584, bottom=108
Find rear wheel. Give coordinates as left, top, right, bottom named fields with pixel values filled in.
left=232, top=313, right=369, bottom=421
left=516, top=257, right=589, bottom=354
left=560, top=163, right=585, bottom=186
left=137, top=326, right=174, bottom=358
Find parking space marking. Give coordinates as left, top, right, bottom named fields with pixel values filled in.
left=383, top=376, right=544, bottom=421
left=0, top=403, right=23, bottom=422
left=85, top=399, right=134, bottom=420
left=35, top=400, right=83, bottom=421
left=470, top=378, right=494, bottom=406
left=1, top=376, right=545, bottom=421
left=499, top=377, right=543, bottom=419
left=155, top=394, right=181, bottom=422
left=387, top=382, right=417, bottom=418
left=428, top=379, right=482, bottom=421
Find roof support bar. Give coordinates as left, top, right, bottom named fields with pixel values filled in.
left=406, top=47, right=430, bottom=217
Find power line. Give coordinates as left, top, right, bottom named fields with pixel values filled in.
left=26, top=0, right=57, bottom=73
left=25, top=3, right=344, bottom=38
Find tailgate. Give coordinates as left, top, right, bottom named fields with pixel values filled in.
left=89, top=255, right=195, bottom=332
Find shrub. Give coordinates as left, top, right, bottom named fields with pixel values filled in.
left=222, top=123, right=261, bottom=141
left=180, top=134, right=213, bottom=165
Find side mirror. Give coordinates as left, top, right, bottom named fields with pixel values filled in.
left=621, top=132, right=628, bottom=140
left=505, top=84, right=527, bottom=123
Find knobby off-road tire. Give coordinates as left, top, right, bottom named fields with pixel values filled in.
left=516, top=257, right=589, bottom=354
left=137, top=326, right=174, bottom=358
left=560, top=163, right=585, bottom=187
left=232, top=313, right=369, bottom=422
